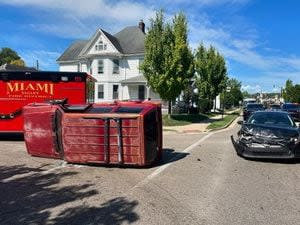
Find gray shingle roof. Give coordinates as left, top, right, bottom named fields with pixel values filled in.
left=57, top=40, right=89, bottom=62
left=114, top=26, right=145, bottom=54
left=101, top=29, right=123, bottom=53
left=120, top=75, right=146, bottom=84
left=57, top=26, right=145, bottom=62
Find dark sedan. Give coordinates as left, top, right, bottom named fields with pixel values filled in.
left=232, top=111, right=300, bottom=159
left=269, top=104, right=281, bottom=111
left=243, top=103, right=264, bottom=121
left=281, top=103, right=300, bottom=121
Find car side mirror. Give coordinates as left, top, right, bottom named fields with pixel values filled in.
left=237, top=120, right=243, bottom=125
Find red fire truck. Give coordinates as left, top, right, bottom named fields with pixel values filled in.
left=0, top=71, right=94, bottom=133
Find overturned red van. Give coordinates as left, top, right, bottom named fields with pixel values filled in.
left=23, top=101, right=163, bottom=167
left=0, top=71, right=93, bottom=133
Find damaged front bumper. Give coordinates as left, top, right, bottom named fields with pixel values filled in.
left=231, top=135, right=299, bottom=159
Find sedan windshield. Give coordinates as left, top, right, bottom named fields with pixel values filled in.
left=248, top=112, right=295, bottom=127
left=282, top=104, right=299, bottom=110
left=270, top=105, right=281, bottom=110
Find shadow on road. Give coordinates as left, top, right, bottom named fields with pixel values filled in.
left=154, top=148, right=189, bottom=167
left=53, top=197, right=139, bottom=225
left=245, top=158, right=300, bottom=164
left=0, top=164, right=140, bottom=225
left=0, top=133, right=24, bottom=141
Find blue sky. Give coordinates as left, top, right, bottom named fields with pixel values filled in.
left=0, top=0, right=300, bottom=93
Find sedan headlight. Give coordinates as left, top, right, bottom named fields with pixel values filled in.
left=290, top=136, right=300, bottom=144
left=239, top=130, right=253, bottom=141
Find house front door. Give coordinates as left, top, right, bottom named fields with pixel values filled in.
left=138, top=85, right=145, bottom=100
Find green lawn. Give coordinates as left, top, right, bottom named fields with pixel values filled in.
left=162, top=114, right=210, bottom=126
left=206, top=113, right=239, bottom=130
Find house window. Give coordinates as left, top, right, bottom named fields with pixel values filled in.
left=95, top=41, right=107, bottom=51
left=113, top=85, right=119, bottom=100
left=112, top=59, right=119, bottom=74
left=98, top=84, right=104, bottom=99
left=98, top=60, right=104, bottom=74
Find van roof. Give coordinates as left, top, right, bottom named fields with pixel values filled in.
left=0, top=71, right=88, bottom=81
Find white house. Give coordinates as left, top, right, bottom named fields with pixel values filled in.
left=57, top=21, right=160, bottom=103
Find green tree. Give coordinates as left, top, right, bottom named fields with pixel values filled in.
left=141, top=10, right=194, bottom=115
left=293, top=85, right=300, bottom=103
left=222, top=78, right=243, bottom=108
left=242, top=90, right=251, bottom=98
left=10, top=59, right=25, bottom=67
left=195, top=44, right=228, bottom=112
left=282, top=79, right=294, bottom=102
left=182, top=81, right=198, bottom=113
left=282, top=79, right=300, bottom=103
left=0, top=47, right=23, bottom=66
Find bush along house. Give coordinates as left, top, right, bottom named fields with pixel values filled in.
left=57, top=20, right=160, bottom=103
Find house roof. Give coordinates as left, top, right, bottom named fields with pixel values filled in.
left=57, top=40, right=89, bottom=62
left=114, top=26, right=145, bottom=54
left=0, top=63, right=38, bottom=71
left=120, top=75, right=147, bottom=85
left=57, top=25, right=145, bottom=62
left=101, top=29, right=123, bottom=53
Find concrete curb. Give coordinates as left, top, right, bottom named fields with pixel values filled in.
left=207, top=114, right=240, bottom=132
left=163, top=109, right=241, bottom=134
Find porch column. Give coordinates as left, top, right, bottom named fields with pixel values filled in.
left=146, top=86, right=150, bottom=99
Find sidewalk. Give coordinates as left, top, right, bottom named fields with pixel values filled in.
left=163, top=109, right=239, bottom=134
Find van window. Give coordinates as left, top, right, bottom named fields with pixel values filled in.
left=115, top=107, right=144, bottom=113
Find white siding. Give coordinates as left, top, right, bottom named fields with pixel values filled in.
left=95, top=82, right=110, bottom=102
left=149, top=89, right=160, bottom=100
left=90, top=56, right=142, bottom=82
left=128, top=86, right=139, bottom=99
left=121, top=85, right=130, bottom=100
left=81, top=63, right=87, bottom=72
left=90, top=58, right=109, bottom=81
left=125, top=56, right=142, bottom=79
left=59, top=64, right=78, bottom=72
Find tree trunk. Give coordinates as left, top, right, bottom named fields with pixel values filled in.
left=168, top=101, right=172, bottom=118
left=214, top=97, right=217, bottom=111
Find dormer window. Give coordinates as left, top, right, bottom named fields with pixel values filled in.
left=95, top=40, right=107, bottom=51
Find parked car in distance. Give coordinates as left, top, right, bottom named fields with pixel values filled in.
left=281, top=103, right=300, bottom=121
left=172, top=101, right=188, bottom=114
left=232, top=111, right=300, bottom=159
left=243, top=103, right=264, bottom=121
left=242, top=98, right=257, bottom=109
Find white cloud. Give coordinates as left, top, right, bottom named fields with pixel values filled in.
left=242, top=84, right=262, bottom=93
left=150, top=0, right=249, bottom=6
left=0, top=0, right=155, bottom=38
left=272, top=87, right=280, bottom=93
left=198, top=0, right=249, bottom=4
left=0, top=0, right=155, bottom=21
left=188, top=13, right=300, bottom=77
left=20, top=50, right=60, bottom=71
left=1, top=0, right=299, bottom=93
left=239, top=70, right=300, bottom=94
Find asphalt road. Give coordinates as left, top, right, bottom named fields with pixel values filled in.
left=1, top=122, right=300, bottom=225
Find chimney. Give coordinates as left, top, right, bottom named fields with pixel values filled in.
left=139, top=19, right=145, bottom=33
